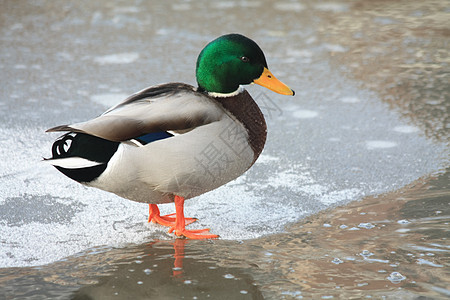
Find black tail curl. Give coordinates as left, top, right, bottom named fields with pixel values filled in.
left=48, top=132, right=120, bottom=183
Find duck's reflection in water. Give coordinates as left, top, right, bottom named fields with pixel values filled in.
left=71, top=239, right=262, bottom=300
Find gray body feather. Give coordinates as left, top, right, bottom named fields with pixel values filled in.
left=47, top=83, right=264, bottom=204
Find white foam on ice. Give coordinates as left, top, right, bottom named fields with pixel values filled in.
left=292, top=109, right=319, bottom=119
left=340, top=96, right=360, bottom=103
left=94, top=52, right=140, bottom=65
left=366, top=140, right=398, bottom=150
left=273, top=3, right=305, bottom=12
left=314, top=3, right=349, bottom=12
left=325, top=44, right=348, bottom=53
left=393, top=125, right=420, bottom=133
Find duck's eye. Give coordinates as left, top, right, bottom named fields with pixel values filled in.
left=240, top=56, right=250, bottom=63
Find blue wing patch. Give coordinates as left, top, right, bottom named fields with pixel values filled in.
left=135, top=131, right=173, bottom=145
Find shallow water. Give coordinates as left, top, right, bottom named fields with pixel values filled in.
left=1, top=0, right=449, bottom=299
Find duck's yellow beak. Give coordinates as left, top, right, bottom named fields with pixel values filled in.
left=253, top=67, right=295, bottom=96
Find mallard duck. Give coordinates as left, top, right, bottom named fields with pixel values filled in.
left=46, top=33, right=294, bottom=239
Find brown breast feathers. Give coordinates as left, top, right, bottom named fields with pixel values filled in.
left=213, top=90, right=267, bottom=165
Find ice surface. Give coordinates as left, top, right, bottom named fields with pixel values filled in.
left=365, top=140, right=398, bottom=150
left=90, top=93, right=129, bottom=107
left=340, top=96, right=360, bottom=103
left=273, top=3, right=305, bottom=12
left=0, top=8, right=448, bottom=268
left=393, top=125, right=420, bottom=133
left=292, top=109, right=319, bottom=119
left=93, top=53, right=140, bottom=65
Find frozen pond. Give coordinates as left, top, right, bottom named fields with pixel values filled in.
left=1, top=0, right=449, bottom=299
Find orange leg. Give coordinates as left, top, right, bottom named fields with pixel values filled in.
left=168, top=195, right=219, bottom=239
left=148, top=203, right=196, bottom=227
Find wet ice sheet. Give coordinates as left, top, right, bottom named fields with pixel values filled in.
left=0, top=0, right=448, bottom=268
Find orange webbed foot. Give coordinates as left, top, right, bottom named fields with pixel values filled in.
left=148, top=197, right=218, bottom=240
left=169, top=227, right=219, bottom=240
left=170, top=195, right=219, bottom=240
left=148, top=204, right=197, bottom=227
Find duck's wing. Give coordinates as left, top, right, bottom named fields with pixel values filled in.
left=46, top=83, right=223, bottom=142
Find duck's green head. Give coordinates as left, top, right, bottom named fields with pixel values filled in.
left=196, top=34, right=294, bottom=96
